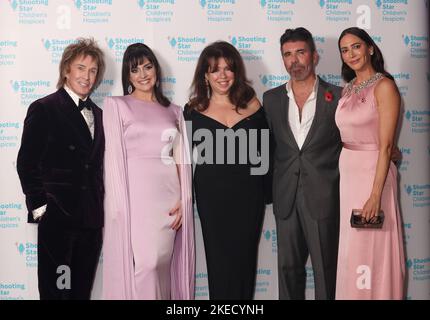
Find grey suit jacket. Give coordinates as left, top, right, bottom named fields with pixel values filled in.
left=263, top=76, right=342, bottom=220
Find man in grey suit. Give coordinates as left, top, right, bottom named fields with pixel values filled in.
left=263, top=27, right=342, bottom=300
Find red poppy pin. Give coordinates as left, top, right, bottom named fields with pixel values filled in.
left=324, top=90, right=333, bottom=102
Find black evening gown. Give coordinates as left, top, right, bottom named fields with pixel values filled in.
left=184, top=106, right=272, bottom=300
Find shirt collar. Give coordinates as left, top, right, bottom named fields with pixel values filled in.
left=64, top=85, right=87, bottom=107
left=285, top=77, right=319, bottom=101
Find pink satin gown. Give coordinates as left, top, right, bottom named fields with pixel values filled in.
left=102, top=95, right=194, bottom=300
left=334, top=74, right=405, bottom=300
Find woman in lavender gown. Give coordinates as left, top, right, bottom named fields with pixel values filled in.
left=102, top=43, right=194, bottom=300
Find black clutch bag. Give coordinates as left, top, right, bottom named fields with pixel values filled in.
left=350, top=209, right=384, bottom=229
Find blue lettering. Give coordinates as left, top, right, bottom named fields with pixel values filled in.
left=238, top=43, right=251, bottom=49
left=83, top=5, right=97, bottom=10
left=19, top=6, right=33, bottom=11
left=146, top=4, right=159, bottom=9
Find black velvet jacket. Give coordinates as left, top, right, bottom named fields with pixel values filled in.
left=17, top=88, right=105, bottom=228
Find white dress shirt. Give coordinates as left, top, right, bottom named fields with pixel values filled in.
left=32, top=87, right=94, bottom=221
left=64, top=85, right=95, bottom=139
left=286, top=78, right=319, bottom=150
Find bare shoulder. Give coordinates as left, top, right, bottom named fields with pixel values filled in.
left=374, top=77, right=400, bottom=111
left=247, top=96, right=262, bottom=112
left=375, top=77, right=398, bottom=97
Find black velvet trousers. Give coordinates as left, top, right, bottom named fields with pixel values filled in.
left=37, top=219, right=102, bottom=300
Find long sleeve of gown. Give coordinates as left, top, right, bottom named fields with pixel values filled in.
left=170, top=108, right=195, bottom=300
left=102, top=97, right=135, bottom=300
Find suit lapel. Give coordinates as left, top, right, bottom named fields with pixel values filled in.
left=58, top=88, right=93, bottom=148
left=301, top=77, right=327, bottom=151
left=280, top=87, right=300, bottom=150
left=89, top=100, right=103, bottom=160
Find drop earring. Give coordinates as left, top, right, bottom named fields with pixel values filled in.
left=205, top=79, right=211, bottom=99
left=128, top=84, right=133, bottom=94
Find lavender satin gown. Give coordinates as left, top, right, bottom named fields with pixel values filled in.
left=102, top=95, right=194, bottom=300
left=335, top=74, right=405, bottom=299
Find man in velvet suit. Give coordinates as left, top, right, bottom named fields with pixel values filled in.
left=263, top=28, right=342, bottom=300
left=17, top=38, right=106, bottom=300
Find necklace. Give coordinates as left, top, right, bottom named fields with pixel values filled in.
left=345, top=72, right=383, bottom=96
left=343, top=72, right=383, bottom=104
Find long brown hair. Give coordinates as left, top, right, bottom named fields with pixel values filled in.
left=187, top=41, right=255, bottom=113
left=338, top=27, right=394, bottom=82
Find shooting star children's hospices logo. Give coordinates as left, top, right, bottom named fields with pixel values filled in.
left=10, top=79, right=51, bottom=107
left=15, top=242, right=38, bottom=268
left=105, top=37, right=145, bottom=63
left=137, top=0, right=176, bottom=23
left=259, top=74, right=290, bottom=88
left=318, top=0, right=353, bottom=23
left=405, top=109, right=430, bottom=134
left=375, top=0, right=409, bottom=23
left=199, top=0, right=236, bottom=23
left=9, top=0, right=48, bottom=24
left=229, top=35, right=266, bottom=61
left=402, top=34, right=428, bottom=59
left=42, top=38, right=77, bottom=64
left=0, top=40, right=18, bottom=67
left=404, top=183, right=430, bottom=208
left=259, top=0, right=296, bottom=22
left=0, top=203, right=22, bottom=228
left=73, top=0, right=113, bottom=24
left=168, top=35, right=206, bottom=62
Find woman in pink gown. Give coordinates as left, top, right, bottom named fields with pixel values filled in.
left=102, top=43, right=194, bottom=299
left=335, top=27, right=405, bottom=300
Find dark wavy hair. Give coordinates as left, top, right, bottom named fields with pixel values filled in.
left=121, top=43, right=170, bottom=107
left=338, top=27, right=394, bottom=82
left=280, top=27, right=316, bottom=53
left=187, top=41, right=255, bottom=113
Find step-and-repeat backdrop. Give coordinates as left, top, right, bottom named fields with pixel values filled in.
left=0, top=0, right=429, bottom=300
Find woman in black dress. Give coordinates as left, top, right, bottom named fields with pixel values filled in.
left=184, top=41, right=272, bottom=299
